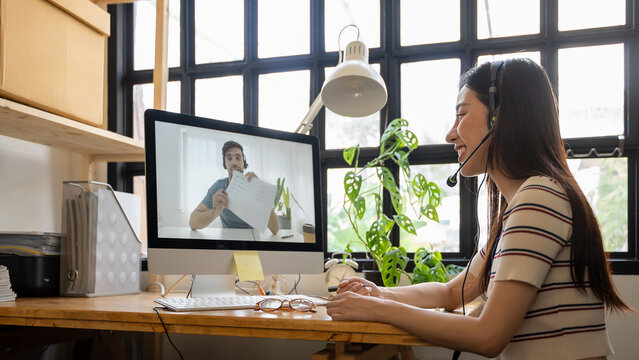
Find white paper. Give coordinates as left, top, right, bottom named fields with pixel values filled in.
left=226, top=171, right=276, bottom=232
left=114, top=191, right=141, bottom=241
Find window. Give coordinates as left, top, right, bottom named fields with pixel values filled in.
left=109, top=0, right=639, bottom=272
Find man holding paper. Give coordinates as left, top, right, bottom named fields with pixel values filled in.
left=189, top=141, right=279, bottom=234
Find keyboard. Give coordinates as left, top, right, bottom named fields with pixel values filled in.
left=154, top=294, right=328, bottom=312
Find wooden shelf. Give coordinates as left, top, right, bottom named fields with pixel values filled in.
left=0, top=98, right=144, bottom=162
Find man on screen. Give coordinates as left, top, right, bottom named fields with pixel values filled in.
left=189, top=141, right=279, bottom=234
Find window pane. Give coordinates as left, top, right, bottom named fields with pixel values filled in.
left=399, top=164, right=460, bottom=253
left=258, top=0, right=309, bottom=58
left=325, top=64, right=380, bottom=149
left=477, top=51, right=541, bottom=66
left=558, top=44, right=624, bottom=138
left=559, top=0, right=625, bottom=31
left=259, top=71, right=309, bottom=132
left=324, top=0, right=380, bottom=52
left=401, top=58, right=460, bottom=145
left=132, top=81, right=181, bottom=142
left=133, top=176, right=148, bottom=256
left=134, top=0, right=180, bottom=70
left=401, top=0, right=459, bottom=46
left=326, top=168, right=378, bottom=253
left=195, top=76, right=244, bottom=123
left=569, top=158, right=627, bottom=252
left=195, top=0, right=244, bottom=64
left=477, top=0, right=539, bottom=39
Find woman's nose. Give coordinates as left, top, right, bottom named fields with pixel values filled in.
left=445, top=122, right=458, bottom=144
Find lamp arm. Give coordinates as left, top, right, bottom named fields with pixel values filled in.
left=295, top=95, right=324, bottom=134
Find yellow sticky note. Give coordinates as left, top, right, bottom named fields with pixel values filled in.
left=232, top=251, right=264, bottom=281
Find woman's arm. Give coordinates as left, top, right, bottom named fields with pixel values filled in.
left=327, top=279, right=537, bottom=358
left=383, top=266, right=483, bottom=311
left=338, top=263, right=484, bottom=312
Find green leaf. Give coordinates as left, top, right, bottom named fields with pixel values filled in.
left=399, top=157, right=411, bottom=178
left=380, top=247, right=408, bottom=287
left=428, top=181, right=441, bottom=207
left=373, top=193, right=383, bottom=218
left=353, top=196, right=366, bottom=220
left=377, top=167, right=399, bottom=195
left=393, top=214, right=416, bottom=235
left=393, top=150, right=408, bottom=163
left=397, top=129, right=419, bottom=150
left=273, top=178, right=284, bottom=206
left=344, top=171, right=362, bottom=203
left=380, top=214, right=395, bottom=234
left=421, top=204, right=440, bottom=222
left=365, top=228, right=391, bottom=260
left=414, top=247, right=429, bottom=265
left=343, top=146, right=357, bottom=166
left=412, top=220, right=428, bottom=230
left=380, top=119, right=408, bottom=149
left=390, top=193, right=403, bottom=214
left=411, top=174, right=428, bottom=198
left=412, top=263, right=431, bottom=284
left=445, top=264, right=465, bottom=281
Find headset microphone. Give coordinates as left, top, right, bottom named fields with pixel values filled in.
left=446, top=129, right=493, bottom=187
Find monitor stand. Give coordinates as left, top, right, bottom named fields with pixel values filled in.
left=191, top=275, right=237, bottom=297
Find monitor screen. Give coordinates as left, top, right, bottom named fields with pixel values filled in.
left=145, top=110, right=324, bottom=275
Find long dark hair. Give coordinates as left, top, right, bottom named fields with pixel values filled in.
left=460, top=58, right=629, bottom=311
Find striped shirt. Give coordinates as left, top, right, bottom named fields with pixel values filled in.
left=469, top=176, right=613, bottom=359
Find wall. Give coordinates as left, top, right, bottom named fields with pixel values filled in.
left=0, top=135, right=96, bottom=232
left=1, top=135, right=637, bottom=359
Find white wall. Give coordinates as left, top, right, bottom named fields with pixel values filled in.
left=0, top=135, right=94, bottom=232
left=1, top=134, right=637, bottom=359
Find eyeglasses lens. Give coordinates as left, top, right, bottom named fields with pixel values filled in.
left=259, top=298, right=283, bottom=312
left=290, top=299, right=314, bottom=311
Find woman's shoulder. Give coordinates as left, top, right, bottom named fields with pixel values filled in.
left=518, top=176, right=567, bottom=196
left=510, top=175, right=570, bottom=209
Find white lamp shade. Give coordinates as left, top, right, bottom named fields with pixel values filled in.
left=321, top=41, right=387, bottom=118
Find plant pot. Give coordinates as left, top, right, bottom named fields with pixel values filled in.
left=278, top=216, right=291, bottom=230
left=363, top=270, right=384, bottom=287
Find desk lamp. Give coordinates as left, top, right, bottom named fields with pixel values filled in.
left=294, top=25, right=387, bottom=134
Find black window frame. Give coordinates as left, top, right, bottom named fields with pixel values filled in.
left=108, top=0, right=639, bottom=274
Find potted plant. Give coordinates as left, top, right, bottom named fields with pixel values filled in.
left=342, top=118, right=457, bottom=287
left=274, top=178, right=292, bottom=229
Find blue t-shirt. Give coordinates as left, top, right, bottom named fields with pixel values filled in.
left=201, top=178, right=251, bottom=229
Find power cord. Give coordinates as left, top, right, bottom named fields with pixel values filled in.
left=153, top=307, right=185, bottom=360
left=453, top=171, right=488, bottom=360
left=288, top=274, right=301, bottom=295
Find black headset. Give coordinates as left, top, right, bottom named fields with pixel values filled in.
left=446, top=60, right=505, bottom=188
left=488, top=60, right=504, bottom=130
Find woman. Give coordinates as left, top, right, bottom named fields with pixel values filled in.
left=326, top=58, right=630, bottom=359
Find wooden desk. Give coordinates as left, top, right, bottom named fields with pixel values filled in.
left=0, top=292, right=481, bottom=359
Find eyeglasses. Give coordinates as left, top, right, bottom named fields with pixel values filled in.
left=254, top=298, right=316, bottom=313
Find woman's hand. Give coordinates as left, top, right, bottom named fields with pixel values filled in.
left=336, top=277, right=384, bottom=298
left=326, top=291, right=387, bottom=322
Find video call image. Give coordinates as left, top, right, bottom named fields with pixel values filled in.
left=154, top=121, right=316, bottom=243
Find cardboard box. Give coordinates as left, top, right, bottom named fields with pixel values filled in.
left=0, top=0, right=109, bottom=127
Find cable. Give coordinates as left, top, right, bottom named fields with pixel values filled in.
left=153, top=307, right=185, bottom=360
left=453, top=171, right=488, bottom=360
left=288, top=274, right=301, bottom=295
left=186, top=275, right=196, bottom=298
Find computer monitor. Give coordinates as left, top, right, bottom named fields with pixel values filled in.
left=144, top=109, right=324, bottom=281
